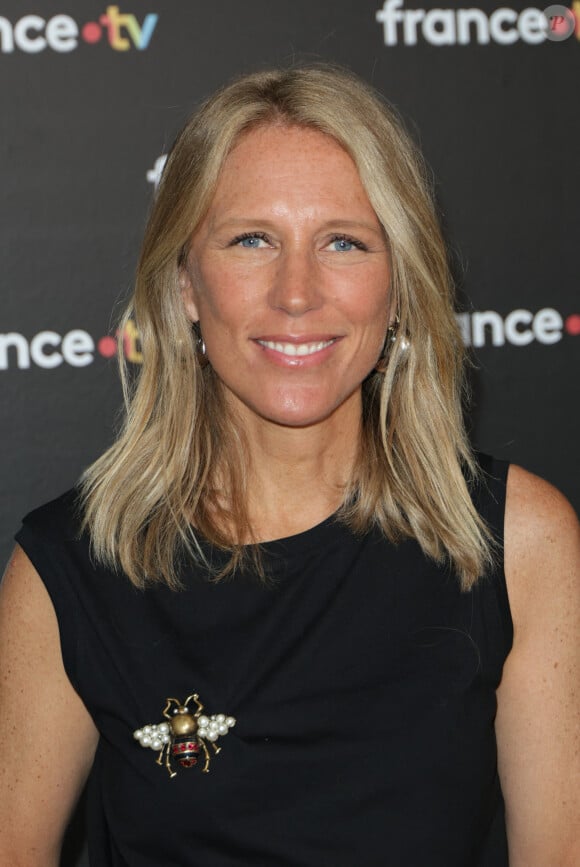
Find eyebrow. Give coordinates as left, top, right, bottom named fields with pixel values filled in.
left=209, top=217, right=385, bottom=234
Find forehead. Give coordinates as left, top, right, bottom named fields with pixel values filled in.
left=226, top=122, right=349, bottom=164
left=205, top=123, right=374, bottom=216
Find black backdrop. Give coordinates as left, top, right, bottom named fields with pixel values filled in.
left=1, top=2, right=579, bottom=864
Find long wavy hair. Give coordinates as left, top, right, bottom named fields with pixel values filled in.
left=80, top=64, right=493, bottom=591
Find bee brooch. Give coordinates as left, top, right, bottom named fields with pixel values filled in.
left=133, top=692, right=236, bottom=777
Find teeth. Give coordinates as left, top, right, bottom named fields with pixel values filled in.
left=258, top=339, right=333, bottom=357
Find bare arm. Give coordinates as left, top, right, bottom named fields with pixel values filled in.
left=497, top=465, right=580, bottom=866
left=0, top=545, right=99, bottom=867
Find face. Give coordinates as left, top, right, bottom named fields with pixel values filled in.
left=180, top=124, right=391, bottom=432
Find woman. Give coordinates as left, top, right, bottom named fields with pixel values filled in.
left=0, top=65, right=578, bottom=866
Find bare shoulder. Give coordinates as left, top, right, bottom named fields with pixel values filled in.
left=505, top=463, right=579, bottom=545
left=0, top=546, right=98, bottom=864
left=0, top=543, right=74, bottom=666
left=0, top=544, right=98, bottom=733
left=504, top=464, right=580, bottom=629
left=497, top=466, right=580, bottom=865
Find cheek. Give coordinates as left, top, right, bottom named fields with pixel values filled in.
left=370, top=269, right=391, bottom=327
left=193, top=261, right=259, bottom=326
left=343, top=271, right=390, bottom=328
left=346, top=278, right=391, bottom=362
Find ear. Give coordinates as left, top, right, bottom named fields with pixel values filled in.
left=179, top=265, right=199, bottom=323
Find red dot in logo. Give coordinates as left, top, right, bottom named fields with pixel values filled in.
left=564, top=314, right=580, bottom=336
left=81, top=21, right=102, bottom=43
left=98, top=336, right=117, bottom=358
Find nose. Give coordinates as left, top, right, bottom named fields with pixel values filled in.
left=267, top=246, right=323, bottom=316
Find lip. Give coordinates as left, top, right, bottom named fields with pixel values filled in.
left=252, top=334, right=342, bottom=367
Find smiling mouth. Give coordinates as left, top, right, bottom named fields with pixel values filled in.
left=257, top=339, right=335, bottom=357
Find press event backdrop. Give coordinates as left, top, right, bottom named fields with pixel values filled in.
left=1, top=1, right=579, bottom=864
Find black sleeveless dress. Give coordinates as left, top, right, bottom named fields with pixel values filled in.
left=15, top=455, right=511, bottom=866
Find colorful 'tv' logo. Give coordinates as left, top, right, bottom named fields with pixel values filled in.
left=82, top=6, right=158, bottom=51
left=0, top=6, right=158, bottom=54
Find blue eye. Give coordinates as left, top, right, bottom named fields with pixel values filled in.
left=329, top=236, right=366, bottom=252
left=332, top=238, right=354, bottom=252
left=232, top=233, right=268, bottom=248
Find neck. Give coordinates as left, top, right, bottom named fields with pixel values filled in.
left=228, top=395, right=362, bottom=542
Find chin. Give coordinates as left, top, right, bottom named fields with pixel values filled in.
left=225, top=379, right=362, bottom=430
left=269, top=412, right=330, bottom=430
left=254, top=391, right=358, bottom=430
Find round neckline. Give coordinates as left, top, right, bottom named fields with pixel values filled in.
left=256, top=509, right=341, bottom=556
left=194, top=509, right=342, bottom=565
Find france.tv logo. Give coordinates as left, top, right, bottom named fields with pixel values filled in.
left=0, top=6, right=158, bottom=54
left=82, top=6, right=158, bottom=50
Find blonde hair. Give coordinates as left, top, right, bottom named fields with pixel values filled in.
left=80, top=64, right=493, bottom=591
